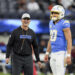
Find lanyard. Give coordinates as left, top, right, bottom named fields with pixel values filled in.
left=21, top=29, right=28, bottom=50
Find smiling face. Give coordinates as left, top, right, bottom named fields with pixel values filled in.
left=50, top=11, right=60, bottom=21
left=50, top=5, right=65, bottom=21
left=21, top=18, right=30, bottom=27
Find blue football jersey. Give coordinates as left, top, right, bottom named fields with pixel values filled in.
left=49, top=19, right=70, bottom=52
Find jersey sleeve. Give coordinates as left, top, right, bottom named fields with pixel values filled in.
left=62, top=20, right=70, bottom=29
left=49, top=21, right=51, bottom=33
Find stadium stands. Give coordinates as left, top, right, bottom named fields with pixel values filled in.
left=0, top=0, right=75, bottom=20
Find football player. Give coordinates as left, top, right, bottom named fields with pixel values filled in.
left=44, top=5, right=72, bottom=75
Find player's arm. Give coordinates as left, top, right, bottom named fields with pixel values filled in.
left=63, top=28, right=72, bottom=55
left=63, top=28, right=72, bottom=64
left=46, top=39, right=51, bottom=55
left=44, top=39, right=51, bottom=62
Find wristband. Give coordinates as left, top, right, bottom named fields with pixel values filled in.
left=67, top=54, right=71, bottom=57
left=46, top=52, right=49, bottom=55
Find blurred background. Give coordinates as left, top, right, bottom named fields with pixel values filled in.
left=0, top=0, right=75, bottom=75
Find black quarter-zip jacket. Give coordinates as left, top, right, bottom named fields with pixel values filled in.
left=6, top=26, right=40, bottom=62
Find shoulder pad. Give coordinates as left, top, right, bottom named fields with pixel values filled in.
left=63, top=20, right=70, bottom=24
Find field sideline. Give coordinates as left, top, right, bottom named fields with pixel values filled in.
left=0, top=72, right=44, bottom=75
left=0, top=72, right=75, bottom=75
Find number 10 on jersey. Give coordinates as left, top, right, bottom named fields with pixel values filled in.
left=50, top=30, right=57, bottom=41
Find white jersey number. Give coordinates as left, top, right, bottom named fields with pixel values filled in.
left=50, top=30, right=57, bottom=41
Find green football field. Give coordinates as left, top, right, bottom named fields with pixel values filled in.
left=0, top=72, right=24, bottom=75
left=0, top=72, right=10, bottom=75
left=0, top=72, right=44, bottom=75
left=0, top=72, right=75, bottom=75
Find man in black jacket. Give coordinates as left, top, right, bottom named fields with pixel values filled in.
left=6, top=13, right=41, bottom=75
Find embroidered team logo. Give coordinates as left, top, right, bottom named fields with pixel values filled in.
left=20, top=35, right=32, bottom=39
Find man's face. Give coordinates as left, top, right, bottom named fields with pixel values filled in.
left=51, top=11, right=60, bottom=21
left=21, top=18, right=30, bottom=27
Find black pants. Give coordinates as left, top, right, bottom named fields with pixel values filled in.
left=11, top=53, right=33, bottom=75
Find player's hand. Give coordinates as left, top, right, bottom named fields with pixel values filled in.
left=66, top=56, right=71, bottom=65
left=44, top=54, right=48, bottom=62
left=6, top=58, right=10, bottom=64
left=37, top=61, right=42, bottom=68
